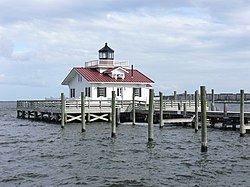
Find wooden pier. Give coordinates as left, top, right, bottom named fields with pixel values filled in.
left=17, top=93, right=250, bottom=132
left=16, top=98, right=146, bottom=123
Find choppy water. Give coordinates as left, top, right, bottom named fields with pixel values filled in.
left=0, top=101, right=250, bottom=187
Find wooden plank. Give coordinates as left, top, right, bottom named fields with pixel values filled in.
left=163, top=116, right=195, bottom=124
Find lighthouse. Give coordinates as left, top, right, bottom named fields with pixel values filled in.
left=98, top=43, right=114, bottom=60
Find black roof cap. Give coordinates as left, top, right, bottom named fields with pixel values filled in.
left=98, top=43, right=114, bottom=53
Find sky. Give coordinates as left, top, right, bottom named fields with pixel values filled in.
left=0, top=0, right=250, bottom=100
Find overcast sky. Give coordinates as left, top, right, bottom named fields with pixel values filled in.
left=0, top=0, right=250, bottom=100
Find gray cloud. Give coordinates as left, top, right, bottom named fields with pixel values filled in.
left=0, top=37, right=13, bottom=58
left=0, top=0, right=250, bottom=99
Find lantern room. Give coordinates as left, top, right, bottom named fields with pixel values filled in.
left=99, top=43, right=114, bottom=60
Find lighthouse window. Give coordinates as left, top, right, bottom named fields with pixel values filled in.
left=108, top=53, right=113, bottom=59
left=70, top=88, right=75, bottom=98
left=78, top=74, right=82, bottom=82
left=97, top=87, right=106, bottom=97
left=99, top=52, right=106, bottom=59
left=117, top=88, right=123, bottom=97
left=103, top=53, right=107, bottom=58
left=134, top=88, right=141, bottom=97
left=85, top=87, right=91, bottom=97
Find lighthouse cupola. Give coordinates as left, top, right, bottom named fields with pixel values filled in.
left=98, top=43, right=114, bottom=60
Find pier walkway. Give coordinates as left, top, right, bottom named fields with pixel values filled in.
left=17, top=98, right=250, bottom=131
left=17, top=99, right=145, bottom=123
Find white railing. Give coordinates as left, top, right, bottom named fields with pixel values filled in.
left=17, top=100, right=61, bottom=113
left=85, top=59, right=129, bottom=68
left=17, top=99, right=146, bottom=113
left=17, top=99, right=205, bottom=113
left=154, top=100, right=202, bottom=111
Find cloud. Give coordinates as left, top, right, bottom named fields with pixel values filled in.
left=0, top=74, right=5, bottom=81
left=0, top=37, right=13, bottom=58
left=0, top=0, right=250, bottom=99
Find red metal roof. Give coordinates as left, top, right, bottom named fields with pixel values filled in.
left=75, top=67, right=154, bottom=83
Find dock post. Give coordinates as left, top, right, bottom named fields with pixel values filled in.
left=200, top=86, right=207, bottom=152
left=116, top=107, right=121, bottom=126
left=211, top=89, right=215, bottom=111
left=111, top=91, right=116, bottom=138
left=174, top=91, right=177, bottom=101
left=148, top=89, right=154, bottom=142
left=132, top=88, right=136, bottom=125
left=28, top=111, right=31, bottom=119
left=240, top=89, right=246, bottom=137
left=159, top=92, right=164, bottom=128
left=47, top=113, right=51, bottom=122
left=61, top=93, right=65, bottom=128
left=195, top=90, right=199, bottom=132
left=34, top=112, right=38, bottom=120
left=81, top=92, right=86, bottom=132
left=184, top=90, right=187, bottom=101
left=223, top=102, right=228, bottom=128
left=55, top=113, right=59, bottom=123
left=183, top=103, right=187, bottom=117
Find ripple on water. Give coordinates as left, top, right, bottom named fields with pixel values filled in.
left=0, top=102, right=250, bottom=187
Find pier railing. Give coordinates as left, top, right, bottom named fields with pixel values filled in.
left=154, top=99, right=202, bottom=111
left=17, top=99, right=147, bottom=114
left=17, top=100, right=61, bottom=113
left=17, top=99, right=204, bottom=114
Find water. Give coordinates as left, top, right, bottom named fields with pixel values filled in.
left=0, top=101, right=250, bottom=187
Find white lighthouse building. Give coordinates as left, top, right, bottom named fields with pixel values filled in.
left=62, top=43, right=154, bottom=102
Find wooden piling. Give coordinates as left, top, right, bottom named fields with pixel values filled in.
left=211, top=89, right=215, bottom=111
left=183, top=103, right=187, bottom=117
left=34, top=112, right=38, bottom=120
left=61, top=93, right=65, bottom=128
left=132, top=88, right=136, bottom=125
left=159, top=92, right=164, bottom=128
left=111, top=91, right=116, bottom=138
left=81, top=92, right=86, bottom=132
left=55, top=113, right=59, bottom=123
left=116, top=107, right=121, bottom=126
left=200, top=86, right=207, bottom=152
left=174, top=91, right=177, bottom=101
left=28, top=111, right=31, bottom=119
left=223, top=102, right=228, bottom=128
left=195, top=90, right=199, bottom=132
left=47, top=113, right=51, bottom=122
left=240, top=89, right=246, bottom=137
left=184, top=90, right=187, bottom=101
left=224, top=102, right=227, bottom=117
left=148, top=89, right=154, bottom=142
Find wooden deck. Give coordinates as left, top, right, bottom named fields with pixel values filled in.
left=16, top=98, right=250, bottom=131
left=16, top=99, right=146, bottom=123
